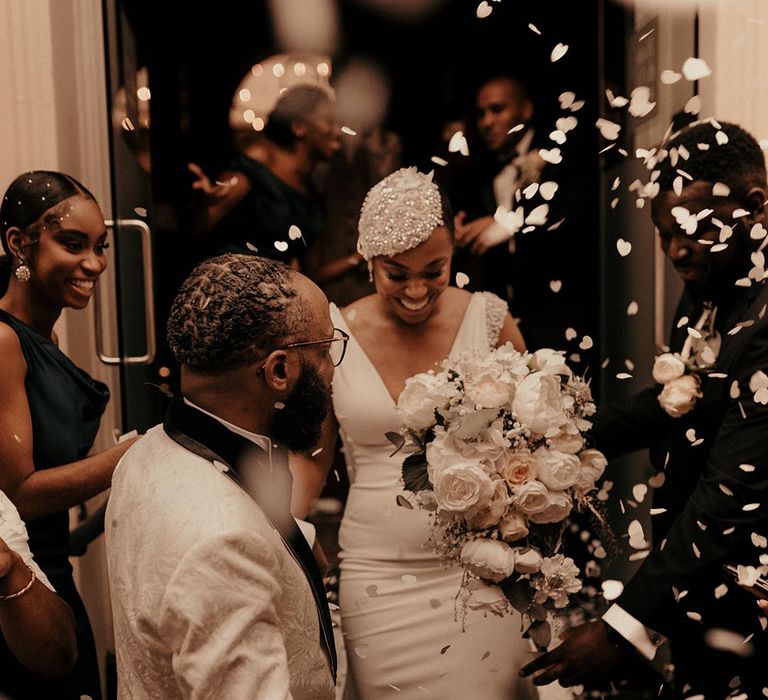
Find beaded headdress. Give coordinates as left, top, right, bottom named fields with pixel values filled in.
left=357, top=167, right=444, bottom=261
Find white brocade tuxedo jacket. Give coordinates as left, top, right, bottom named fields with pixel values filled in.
left=106, top=400, right=336, bottom=700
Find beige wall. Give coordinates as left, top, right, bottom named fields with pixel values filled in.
left=0, top=1, right=119, bottom=693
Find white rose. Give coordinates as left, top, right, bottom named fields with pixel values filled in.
left=426, top=431, right=465, bottom=479
left=466, top=478, right=510, bottom=529
left=514, top=548, right=543, bottom=574
left=512, top=373, right=567, bottom=436
left=652, top=353, right=686, bottom=384
left=529, top=490, right=573, bottom=524
left=460, top=539, right=516, bottom=582
left=658, top=374, right=701, bottom=417
left=573, top=449, right=607, bottom=494
left=499, top=510, right=530, bottom=542
left=433, top=462, right=494, bottom=513
left=500, top=452, right=537, bottom=486
left=465, top=369, right=511, bottom=409
left=396, top=373, right=447, bottom=431
left=511, top=480, right=551, bottom=515
left=530, top=348, right=572, bottom=377
left=461, top=578, right=510, bottom=615
left=548, top=424, right=584, bottom=454
left=534, top=449, right=581, bottom=491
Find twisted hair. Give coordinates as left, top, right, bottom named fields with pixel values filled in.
left=655, top=120, right=767, bottom=199
left=167, top=254, right=305, bottom=374
left=1, top=171, right=95, bottom=256
left=264, top=84, right=333, bottom=148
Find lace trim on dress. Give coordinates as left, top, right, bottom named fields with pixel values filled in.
left=481, top=292, right=507, bottom=349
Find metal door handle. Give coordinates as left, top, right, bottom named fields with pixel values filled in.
left=95, top=219, right=156, bottom=365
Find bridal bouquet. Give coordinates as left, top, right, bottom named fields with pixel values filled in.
left=390, top=344, right=606, bottom=651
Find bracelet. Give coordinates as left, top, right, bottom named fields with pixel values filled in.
left=0, top=566, right=35, bottom=602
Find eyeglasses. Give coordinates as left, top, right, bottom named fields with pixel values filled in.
left=282, top=327, right=349, bottom=367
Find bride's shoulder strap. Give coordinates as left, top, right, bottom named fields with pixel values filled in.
left=477, top=292, right=507, bottom=349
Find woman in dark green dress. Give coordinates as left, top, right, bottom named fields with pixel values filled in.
left=0, top=171, right=139, bottom=699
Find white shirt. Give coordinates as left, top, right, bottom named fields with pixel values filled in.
left=0, top=489, right=53, bottom=591
left=182, top=398, right=316, bottom=547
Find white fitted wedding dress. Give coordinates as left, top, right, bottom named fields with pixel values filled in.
left=330, top=293, right=538, bottom=699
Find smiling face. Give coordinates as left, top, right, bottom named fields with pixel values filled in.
left=651, top=180, right=763, bottom=300
left=22, top=195, right=109, bottom=310
left=372, top=225, right=453, bottom=325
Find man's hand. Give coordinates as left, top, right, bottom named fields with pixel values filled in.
left=454, top=213, right=493, bottom=247
left=467, top=223, right=513, bottom=255
left=519, top=620, right=626, bottom=687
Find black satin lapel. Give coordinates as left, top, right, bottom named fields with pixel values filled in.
left=163, top=398, right=337, bottom=679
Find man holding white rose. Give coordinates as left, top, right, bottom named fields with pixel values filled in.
left=521, top=121, right=768, bottom=697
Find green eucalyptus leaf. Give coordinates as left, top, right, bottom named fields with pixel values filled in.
left=385, top=431, right=406, bottom=457
left=499, top=577, right=533, bottom=614
left=402, top=451, right=431, bottom=492
left=396, top=494, right=414, bottom=510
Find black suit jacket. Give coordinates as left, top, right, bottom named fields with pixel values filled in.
left=592, top=282, right=768, bottom=649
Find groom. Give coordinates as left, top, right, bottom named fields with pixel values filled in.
left=106, top=254, right=338, bottom=698
left=521, top=121, right=768, bottom=697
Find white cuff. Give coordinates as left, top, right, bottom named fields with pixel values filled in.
left=603, top=604, right=666, bottom=660
left=294, top=517, right=316, bottom=549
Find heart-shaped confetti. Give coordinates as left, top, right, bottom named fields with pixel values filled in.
left=549, top=279, right=562, bottom=293
left=627, top=301, right=639, bottom=316
left=712, top=182, right=730, bottom=197
left=660, top=70, right=682, bottom=84
left=648, top=472, right=666, bottom=488
left=558, top=91, right=576, bottom=109
left=476, top=1, right=492, bottom=18
left=551, top=43, right=569, bottom=62
left=539, top=148, right=562, bottom=164
left=579, top=335, right=593, bottom=350
left=539, top=181, right=559, bottom=201
left=274, top=240, right=289, bottom=252
left=455, top=272, right=470, bottom=288
left=565, top=327, right=577, bottom=341
left=288, top=225, right=303, bottom=240
left=682, top=57, right=712, bottom=81
left=448, top=130, right=469, bottom=156
left=596, top=118, right=621, bottom=140
left=616, top=238, right=632, bottom=256
left=556, top=116, right=578, bottom=133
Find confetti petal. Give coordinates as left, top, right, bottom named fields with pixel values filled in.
left=551, top=43, right=569, bottom=62
left=682, top=57, right=712, bottom=81
left=455, top=272, right=470, bottom=288
left=616, top=239, right=632, bottom=256
left=476, top=1, right=492, bottom=18
left=660, top=70, right=682, bottom=84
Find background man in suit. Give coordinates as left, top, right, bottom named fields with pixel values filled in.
left=107, top=254, right=340, bottom=699
left=521, top=120, right=768, bottom=697
left=447, top=74, right=596, bottom=358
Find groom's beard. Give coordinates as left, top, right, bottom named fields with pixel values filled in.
left=271, top=359, right=331, bottom=454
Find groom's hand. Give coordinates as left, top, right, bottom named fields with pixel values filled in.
left=519, top=620, right=626, bottom=687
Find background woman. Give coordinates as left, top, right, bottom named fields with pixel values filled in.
left=0, top=171, right=139, bottom=698
left=293, top=168, right=536, bottom=698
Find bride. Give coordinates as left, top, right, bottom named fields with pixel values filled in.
left=293, top=167, right=537, bottom=698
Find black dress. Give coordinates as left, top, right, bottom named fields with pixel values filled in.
left=0, top=309, right=109, bottom=700
left=203, top=153, right=325, bottom=265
